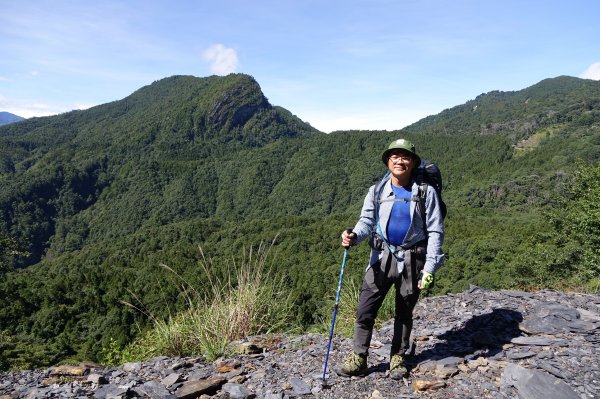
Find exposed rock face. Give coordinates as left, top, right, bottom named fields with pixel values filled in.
left=206, top=82, right=269, bottom=131
left=1, top=286, right=598, bottom=398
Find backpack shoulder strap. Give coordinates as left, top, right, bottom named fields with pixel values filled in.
left=373, top=172, right=390, bottom=223
left=418, top=182, right=428, bottom=221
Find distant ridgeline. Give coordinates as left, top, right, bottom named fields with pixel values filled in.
left=0, top=73, right=598, bottom=370
left=0, top=112, right=25, bottom=126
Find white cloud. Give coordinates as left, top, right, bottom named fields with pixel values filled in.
left=202, top=44, right=239, bottom=75
left=300, top=107, right=431, bottom=133
left=0, top=95, right=94, bottom=118
left=580, top=62, right=600, bottom=80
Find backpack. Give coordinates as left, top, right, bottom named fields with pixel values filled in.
left=412, top=160, right=447, bottom=220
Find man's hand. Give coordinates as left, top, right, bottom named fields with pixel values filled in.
left=419, top=271, right=434, bottom=290
left=341, top=229, right=356, bottom=248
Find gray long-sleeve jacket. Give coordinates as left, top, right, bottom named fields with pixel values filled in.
left=352, top=179, right=445, bottom=275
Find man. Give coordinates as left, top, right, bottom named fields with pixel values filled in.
left=335, top=138, right=445, bottom=380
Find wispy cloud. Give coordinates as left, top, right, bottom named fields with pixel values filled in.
left=580, top=62, right=600, bottom=80
left=0, top=2, right=174, bottom=80
left=299, top=106, right=430, bottom=133
left=0, top=95, right=91, bottom=118
left=202, top=44, right=239, bottom=75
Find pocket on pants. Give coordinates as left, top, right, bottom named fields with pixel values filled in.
left=365, top=261, right=383, bottom=292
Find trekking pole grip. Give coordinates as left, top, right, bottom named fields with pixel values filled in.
left=343, top=228, right=354, bottom=249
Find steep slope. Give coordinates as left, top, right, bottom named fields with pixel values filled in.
left=405, top=75, right=600, bottom=137
left=0, top=74, right=321, bottom=265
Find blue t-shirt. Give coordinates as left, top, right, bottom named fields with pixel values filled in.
left=387, top=184, right=412, bottom=246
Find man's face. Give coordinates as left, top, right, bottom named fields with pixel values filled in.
left=387, top=149, right=416, bottom=179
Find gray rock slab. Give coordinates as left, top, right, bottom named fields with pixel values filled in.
left=222, top=382, right=255, bottom=399
left=134, top=380, right=177, bottom=399
left=436, top=356, right=464, bottom=368
left=520, top=316, right=574, bottom=334
left=511, top=336, right=569, bottom=346
left=501, top=290, right=535, bottom=298
left=121, top=362, right=142, bottom=372
left=94, top=384, right=129, bottom=399
left=160, top=372, right=182, bottom=387
left=535, top=303, right=580, bottom=320
left=578, top=308, right=600, bottom=321
left=506, top=350, right=536, bottom=360
left=502, top=364, right=580, bottom=399
left=289, top=377, right=311, bottom=396
left=174, top=378, right=226, bottom=399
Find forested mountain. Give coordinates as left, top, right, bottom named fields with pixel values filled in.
left=0, top=112, right=24, bottom=126
left=0, top=73, right=598, bottom=370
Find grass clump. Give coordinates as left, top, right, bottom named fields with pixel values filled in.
left=111, top=241, right=295, bottom=363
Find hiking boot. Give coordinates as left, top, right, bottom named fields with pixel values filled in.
left=334, top=352, right=367, bottom=376
left=389, top=354, right=407, bottom=380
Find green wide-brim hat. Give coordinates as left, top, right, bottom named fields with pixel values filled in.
left=381, top=138, right=421, bottom=165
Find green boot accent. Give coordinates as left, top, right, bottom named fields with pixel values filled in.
left=389, top=354, right=407, bottom=380
left=334, top=352, right=367, bottom=376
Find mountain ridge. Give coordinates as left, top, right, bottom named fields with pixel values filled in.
left=404, top=75, right=600, bottom=137
left=0, top=111, right=24, bottom=126
left=0, top=73, right=598, bottom=370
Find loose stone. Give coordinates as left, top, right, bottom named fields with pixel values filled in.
left=0, top=288, right=598, bottom=399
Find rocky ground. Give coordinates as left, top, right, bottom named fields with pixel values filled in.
left=1, top=286, right=599, bottom=399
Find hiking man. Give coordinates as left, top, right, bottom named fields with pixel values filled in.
left=335, top=138, right=445, bottom=380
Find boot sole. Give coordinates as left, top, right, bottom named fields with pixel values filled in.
left=333, top=366, right=367, bottom=377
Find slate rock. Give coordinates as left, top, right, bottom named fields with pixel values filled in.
left=289, top=377, right=311, bottom=396
left=174, top=378, right=226, bottom=399
left=134, top=380, right=177, bottom=399
left=1, top=288, right=599, bottom=399
left=502, top=364, right=580, bottom=399
left=506, top=350, right=536, bottom=360
left=94, top=384, right=129, bottom=399
left=222, top=382, right=255, bottom=399
left=511, top=336, right=568, bottom=346
left=122, top=362, right=142, bottom=372
left=160, top=372, right=182, bottom=387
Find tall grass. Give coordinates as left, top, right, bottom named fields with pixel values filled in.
left=115, top=241, right=296, bottom=363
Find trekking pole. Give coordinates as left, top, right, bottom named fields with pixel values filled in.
left=322, top=229, right=352, bottom=386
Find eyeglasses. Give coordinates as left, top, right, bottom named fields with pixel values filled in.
left=388, top=155, right=413, bottom=163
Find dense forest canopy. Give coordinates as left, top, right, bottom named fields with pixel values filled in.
left=0, top=73, right=599, bottom=370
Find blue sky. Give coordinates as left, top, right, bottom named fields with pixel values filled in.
left=1, top=0, right=599, bottom=132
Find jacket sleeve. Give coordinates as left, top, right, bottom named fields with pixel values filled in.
left=352, top=185, right=377, bottom=244
left=423, top=185, right=445, bottom=274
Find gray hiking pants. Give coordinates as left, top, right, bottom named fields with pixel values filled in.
left=353, top=245, right=424, bottom=357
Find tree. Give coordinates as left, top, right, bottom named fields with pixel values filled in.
left=0, top=232, right=28, bottom=273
